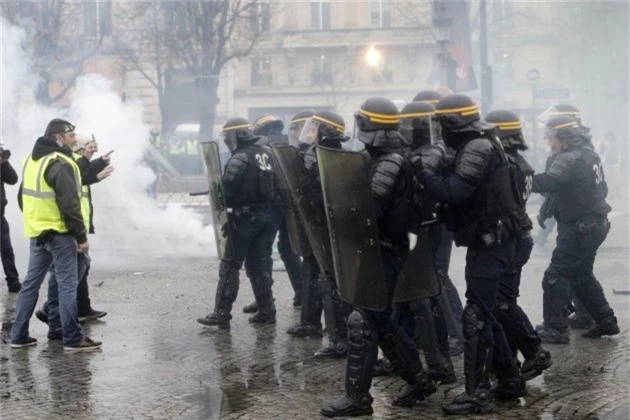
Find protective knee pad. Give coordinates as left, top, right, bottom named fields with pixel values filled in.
left=345, top=309, right=378, bottom=398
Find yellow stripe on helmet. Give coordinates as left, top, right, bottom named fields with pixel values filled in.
left=553, top=121, right=578, bottom=129
left=290, top=117, right=310, bottom=124
left=399, top=111, right=435, bottom=119
left=493, top=121, right=522, bottom=130
left=359, top=109, right=399, bottom=123
left=223, top=123, right=252, bottom=132
left=313, top=115, right=345, bottom=132
left=435, top=104, right=479, bottom=115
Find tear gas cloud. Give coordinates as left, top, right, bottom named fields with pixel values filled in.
left=0, top=16, right=215, bottom=261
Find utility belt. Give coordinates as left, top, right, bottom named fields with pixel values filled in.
left=455, top=213, right=518, bottom=249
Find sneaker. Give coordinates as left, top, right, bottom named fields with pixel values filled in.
left=242, top=301, right=258, bottom=314
left=47, top=330, right=63, bottom=341
left=538, top=327, right=569, bottom=344
left=78, top=309, right=107, bottom=323
left=521, top=348, right=552, bottom=381
left=582, top=317, right=620, bottom=338
left=63, top=337, right=102, bottom=352
left=10, top=337, right=37, bottom=349
left=7, top=281, right=21, bottom=293
left=35, top=309, right=49, bottom=324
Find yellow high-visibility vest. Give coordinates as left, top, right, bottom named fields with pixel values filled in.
left=22, top=152, right=87, bottom=238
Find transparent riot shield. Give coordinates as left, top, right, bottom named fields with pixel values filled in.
left=393, top=228, right=441, bottom=302
left=270, top=145, right=334, bottom=273
left=316, top=146, right=387, bottom=311
left=270, top=146, right=309, bottom=256
left=201, top=141, right=229, bottom=259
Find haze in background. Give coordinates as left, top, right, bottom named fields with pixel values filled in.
left=0, top=17, right=215, bottom=266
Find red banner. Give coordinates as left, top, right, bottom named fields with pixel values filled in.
left=446, top=1, right=477, bottom=92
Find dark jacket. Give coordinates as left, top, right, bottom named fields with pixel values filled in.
left=18, top=136, right=87, bottom=244
left=1, top=160, right=18, bottom=215
left=75, top=155, right=108, bottom=234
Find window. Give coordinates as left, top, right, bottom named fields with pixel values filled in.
left=251, top=58, right=272, bottom=86
left=310, top=1, right=331, bottom=30
left=250, top=1, right=271, bottom=33
left=84, top=0, right=112, bottom=37
left=311, top=55, right=333, bottom=85
left=370, top=0, right=392, bottom=28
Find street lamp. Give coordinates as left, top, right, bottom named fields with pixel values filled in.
left=432, top=0, right=453, bottom=88
left=365, top=44, right=382, bottom=68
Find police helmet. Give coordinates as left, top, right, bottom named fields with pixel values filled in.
left=252, top=114, right=284, bottom=136
left=221, top=117, right=254, bottom=152
left=288, top=110, right=315, bottom=145
left=399, top=101, right=438, bottom=148
left=485, top=109, right=527, bottom=151
left=544, top=115, right=587, bottom=147
left=412, top=90, right=443, bottom=104
left=538, top=103, right=589, bottom=132
left=299, top=110, right=347, bottom=145
left=435, top=94, right=493, bottom=148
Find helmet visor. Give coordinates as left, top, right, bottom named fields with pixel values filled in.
left=298, top=118, right=320, bottom=145
left=288, top=120, right=306, bottom=146
left=220, top=130, right=237, bottom=152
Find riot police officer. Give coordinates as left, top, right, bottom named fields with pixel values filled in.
left=288, top=110, right=315, bottom=148
left=398, top=100, right=456, bottom=384
left=321, top=97, right=436, bottom=417
left=532, top=115, right=619, bottom=343
left=197, top=118, right=276, bottom=328
left=485, top=110, right=552, bottom=380
left=420, top=94, right=525, bottom=415
left=412, top=90, right=465, bottom=355
left=241, top=114, right=303, bottom=312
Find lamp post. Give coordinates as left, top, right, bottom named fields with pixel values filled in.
left=432, top=0, right=453, bottom=88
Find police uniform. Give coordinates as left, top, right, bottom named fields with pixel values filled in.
left=198, top=118, right=276, bottom=327
left=421, top=95, right=525, bottom=415
left=485, top=110, right=552, bottom=381
left=321, top=98, right=435, bottom=418
left=532, top=116, right=619, bottom=342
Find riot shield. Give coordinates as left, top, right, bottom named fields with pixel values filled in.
left=316, top=146, right=387, bottom=311
left=393, top=228, right=441, bottom=302
left=271, top=145, right=333, bottom=273
left=201, top=141, right=229, bottom=259
left=270, top=147, right=309, bottom=256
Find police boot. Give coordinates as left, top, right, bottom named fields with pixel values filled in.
left=197, top=312, right=231, bottom=329
left=442, top=389, right=493, bottom=415
left=242, top=301, right=258, bottom=314
left=286, top=323, right=322, bottom=338
left=490, top=376, right=527, bottom=400
left=249, top=305, right=276, bottom=325
left=521, top=348, right=552, bottom=381
left=372, top=357, right=396, bottom=376
left=393, top=369, right=437, bottom=407
left=248, top=275, right=276, bottom=325
left=582, top=316, right=620, bottom=338
left=320, top=310, right=376, bottom=417
left=538, top=326, right=569, bottom=344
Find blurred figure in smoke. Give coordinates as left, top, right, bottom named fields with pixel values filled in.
left=599, top=131, right=624, bottom=200
left=35, top=134, right=114, bottom=325
left=0, top=141, right=21, bottom=292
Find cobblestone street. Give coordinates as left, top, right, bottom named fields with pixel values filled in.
left=0, top=204, right=628, bottom=419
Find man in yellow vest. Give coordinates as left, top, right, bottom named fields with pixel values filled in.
left=10, top=118, right=101, bottom=351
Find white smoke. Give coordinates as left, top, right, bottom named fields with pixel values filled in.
left=0, top=16, right=215, bottom=262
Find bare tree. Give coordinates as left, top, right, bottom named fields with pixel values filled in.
left=1, top=1, right=105, bottom=105
left=115, top=1, right=264, bottom=143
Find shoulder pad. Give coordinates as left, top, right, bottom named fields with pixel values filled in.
left=418, top=145, right=445, bottom=173
left=547, top=149, right=580, bottom=180
left=371, top=153, right=404, bottom=203
left=454, top=138, right=493, bottom=184
left=514, top=153, right=535, bottom=175
left=224, top=153, right=249, bottom=178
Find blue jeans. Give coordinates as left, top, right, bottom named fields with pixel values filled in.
left=42, top=253, right=90, bottom=317
left=11, top=234, right=83, bottom=346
